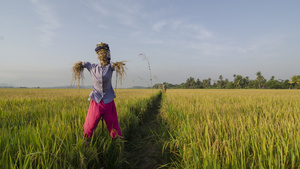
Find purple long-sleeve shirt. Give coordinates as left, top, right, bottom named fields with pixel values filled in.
left=82, top=62, right=115, bottom=104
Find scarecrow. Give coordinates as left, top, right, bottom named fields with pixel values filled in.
left=72, top=42, right=126, bottom=140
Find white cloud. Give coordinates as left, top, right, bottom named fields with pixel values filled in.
left=142, top=39, right=164, bottom=45
left=152, top=21, right=167, bottom=32
left=183, top=24, right=214, bottom=40
left=236, top=46, right=258, bottom=54
left=98, top=24, right=108, bottom=29
left=129, top=31, right=143, bottom=37
left=89, top=0, right=141, bottom=28
left=90, top=1, right=109, bottom=15
left=30, top=0, right=60, bottom=46
left=149, top=18, right=215, bottom=43
left=170, top=19, right=184, bottom=29
left=232, top=33, right=288, bottom=58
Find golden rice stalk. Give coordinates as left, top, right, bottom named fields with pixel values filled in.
left=72, top=61, right=84, bottom=88
left=113, top=61, right=127, bottom=85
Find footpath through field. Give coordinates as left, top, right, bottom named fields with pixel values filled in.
left=123, top=92, right=169, bottom=169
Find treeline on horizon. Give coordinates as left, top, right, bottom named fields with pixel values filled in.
left=154, top=71, right=300, bottom=89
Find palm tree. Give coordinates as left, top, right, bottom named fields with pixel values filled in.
left=217, top=75, right=224, bottom=88
left=256, top=71, right=265, bottom=88
left=244, top=76, right=250, bottom=88
left=219, top=75, right=223, bottom=81
left=234, top=75, right=243, bottom=89
left=289, top=75, right=300, bottom=89
left=202, top=78, right=212, bottom=88
left=196, top=78, right=202, bottom=88
left=186, top=77, right=196, bottom=89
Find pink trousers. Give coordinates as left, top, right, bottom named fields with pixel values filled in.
left=83, top=100, right=122, bottom=139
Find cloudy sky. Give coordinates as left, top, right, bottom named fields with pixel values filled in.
left=1, top=0, right=299, bottom=88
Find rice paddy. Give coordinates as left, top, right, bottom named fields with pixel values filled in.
left=1, top=88, right=300, bottom=168
left=160, top=89, right=300, bottom=168
left=0, top=88, right=157, bottom=168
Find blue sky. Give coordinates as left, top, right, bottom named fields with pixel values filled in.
left=1, top=0, right=299, bottom=88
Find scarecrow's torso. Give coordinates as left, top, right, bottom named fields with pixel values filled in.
left=82, top=62, right=115, bottom=104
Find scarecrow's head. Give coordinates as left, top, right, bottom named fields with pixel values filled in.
left=95, top=42, right=111, bottom=66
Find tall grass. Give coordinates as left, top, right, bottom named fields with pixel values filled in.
left=0, top=88, right=159, bottom=169
left=3, top=88, right=299, bottom=168
left=160, top=89, right=300, bottom=168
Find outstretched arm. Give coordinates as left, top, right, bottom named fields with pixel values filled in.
left=72, top=61, right=84, bottom=88
left=112, top=61, right=127, bottom=85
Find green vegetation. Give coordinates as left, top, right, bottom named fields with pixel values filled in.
left=160, top=89, right=300, bottom=168
left=2, top=88, right=300, bottom=168
left=154, top=72, right=300, bottom=89
left=0, top=89, right=160, bottom=168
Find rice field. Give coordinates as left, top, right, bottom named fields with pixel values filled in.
left=0, top=88, right=158, bottom=169
left=1, top=88, right=300, bottom=168
left=160, top=89, right=300, bottom=168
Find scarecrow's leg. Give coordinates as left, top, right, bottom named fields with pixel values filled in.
left=83, top=100, right=103, bottom=138
left=103, top=100, right=122, bottom=139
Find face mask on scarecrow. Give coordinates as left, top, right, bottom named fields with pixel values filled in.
left=95, top=42, right=111, bottom=66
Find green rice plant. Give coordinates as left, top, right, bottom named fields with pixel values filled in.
left=0, top=88, right=159, bottom=169
left=159, top=89, right=300, bottom=168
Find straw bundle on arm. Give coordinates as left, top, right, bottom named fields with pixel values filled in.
left=72, top=61, right=84, bottom=89
left=112, top=61, right=127, bottom=87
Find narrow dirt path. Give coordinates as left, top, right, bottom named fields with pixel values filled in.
left=123, top=93, right=167, bottom=169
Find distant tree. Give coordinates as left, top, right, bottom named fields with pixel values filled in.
left=186, top=77, right=196, bottom=89
left=248, top=80, right=257, bottom=89
left=212, top=80, right=218, bottom=88
left=243, top=76, right=250, bottom=88
left=224, top=78, right=229, bottom=88
left=166, top=83, right=174, bottom=89
left=225, top=81, right=234, bottom=89
left=256, top=71, right=266, bottom=88
left=234, top=75, right=244, bottom=89
left=208, top=78, right=212, bottom=88
left=196, top=78, right=202, bottom=89
left=179, top=83, right=186, bottom=89
left=154, top=72, right=295, bottom=90
left=217, top=75, right=225, bottom=88
left=153, top=83, right=162, bottom=89
left=219, top=75, right=223, bottom=81
left=289, top=75, right=300, bottom=89
left=266, top=76, right=282, bottom=89
left=281, top=79, right=291, bottom=89
left=202, top=78, right=212, bottom=88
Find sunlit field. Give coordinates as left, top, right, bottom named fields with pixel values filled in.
left=2, top=88, right=300, bottom=168
left=160, top=89, right=300, bottom=168
left=0, top=88, right=158, bottom=169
